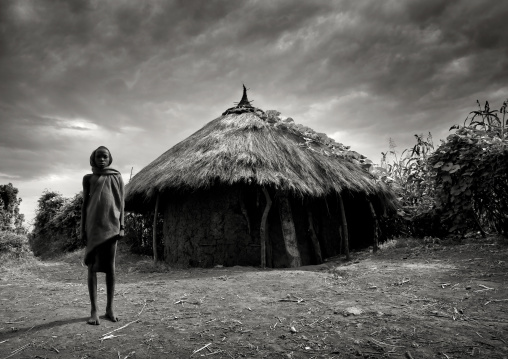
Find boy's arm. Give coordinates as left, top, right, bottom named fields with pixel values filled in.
left=81, top=175, right=90, bottom=240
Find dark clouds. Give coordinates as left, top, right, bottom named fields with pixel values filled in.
left=1, top=0, right=508, bottom=222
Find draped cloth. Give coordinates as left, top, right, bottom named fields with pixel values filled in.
left=83, top=167, right=124, bottom=267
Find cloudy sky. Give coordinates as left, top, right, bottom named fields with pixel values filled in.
left=1, top=0, right=508, bottom=226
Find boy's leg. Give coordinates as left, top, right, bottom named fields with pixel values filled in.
left=105, top=269, right=118, bottom=322
left=105, top=240, right=119, bottom=322
left=87, top=266, right=100, bottom=325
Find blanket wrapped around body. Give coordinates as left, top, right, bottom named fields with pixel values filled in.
left=83, top=167, right=124, bottom=266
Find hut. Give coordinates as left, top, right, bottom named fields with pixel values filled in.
left=125, top=87, right=397, bottom=268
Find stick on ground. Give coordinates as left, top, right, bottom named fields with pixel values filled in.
left=192, top=343, right=212, bottom=356
left=137, top=300, right=147, bottom=316
left=1, top=342, right=31, bottom=359
left=100, top=319, right=140, bottom=338
left=485, top=298, right=508, bottom=305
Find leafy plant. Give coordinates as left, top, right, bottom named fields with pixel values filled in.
left=0, top=231, right=32, bottom=259
left=0, top=183, right=25, bottom=233
left=430, top=100, right=508, bottom=236
left=379, top=133, right=441, bottom=237
left=48, top=193, right=84, bottom=251
left=462, top=100, right=507, bottom=137
left=29, top=190, right=67, bottom=256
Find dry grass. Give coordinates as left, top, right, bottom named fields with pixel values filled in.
left=0, top=253, right=39, bottom=282
left=379, top=237, right=421, bottom=250
left=126, top=111, right=396, bottom=212
left=0, top=231, right=38, bottom=278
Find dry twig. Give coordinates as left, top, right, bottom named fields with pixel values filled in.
left=279, top=294, right=305, bottom=303
left=100, top=319, right=140, bottom=338
left=484, top=298, right=508, bottom=305
left=100, top=334, right=125, bottom=342
left=138, top=300, right=147, bottom=316
left=191, top=343, right=212, bottom=356
left=475, top=284, right=494, bottom=292
left=1, top=342, right=32, bottom=359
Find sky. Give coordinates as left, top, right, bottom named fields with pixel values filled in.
left=1, top=0, right=508, bottom=227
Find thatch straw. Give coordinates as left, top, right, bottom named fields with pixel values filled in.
left=126, top=109, right=396, bottom=212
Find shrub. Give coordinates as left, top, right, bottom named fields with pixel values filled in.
left=379, top=100, right=508, bottom=238
left=29, top=190, right=83, bottom=257
left=48, top=193, right=84, bottom=251
left=0, top=183, right=25, bottom=233
left=430, top=100, right=508, bottom=236
left=379, top=134, right=443, bottom=238
left=29, top=190, right=66, bottom=257
left=0, top=231, right=32, bottom=259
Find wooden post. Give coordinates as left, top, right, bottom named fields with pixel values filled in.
left=367, top=199, right=379, bottom=253
left=307, top=209, right=322, bottom=264
left=260, top=188, right=272, bottom=268
left=153, top=193, right=159, bottom=263
left=278, top=194, right=302, bottom=267
left=337, top=193, right=350, bottom=261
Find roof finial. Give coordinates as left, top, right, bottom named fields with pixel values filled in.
left=237, top=84, right=253, bottom=108
left=222, top=85, right=264, bottom=116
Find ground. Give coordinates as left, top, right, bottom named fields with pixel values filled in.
left=1, top=237, right=508, bottom=359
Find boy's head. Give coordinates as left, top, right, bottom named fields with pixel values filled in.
left=90, top=146, right=113, bottom=168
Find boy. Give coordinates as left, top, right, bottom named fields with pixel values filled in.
left=81, top=146, right=124, bottom=325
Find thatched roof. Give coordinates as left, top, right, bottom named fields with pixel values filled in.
left=126, top=90, right=396, bottom=212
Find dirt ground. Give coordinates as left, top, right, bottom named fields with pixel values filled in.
left=1, top=237, right=508, bottom=359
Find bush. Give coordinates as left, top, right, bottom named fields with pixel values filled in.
left=380, top=100, right=508, bottom=239
left=49, top=193, right=84, bottom=251
left=29, top=190, right=83, bottom=257
left=0, top=183, right=25, bottom=233
left=0, top=231, right=32, bottom=259
left=430, top=100, right=508, bottom=236
left=378, top=134, right=443, bottom=238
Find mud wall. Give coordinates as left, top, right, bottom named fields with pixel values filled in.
left=162, top=186, right=375, bottom=268
left=163, top=185, right=259, bottom=267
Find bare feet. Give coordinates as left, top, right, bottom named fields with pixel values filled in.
left=88, top=311, right=100, bottom=325
left=105, top=308, right=119, bottom=322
